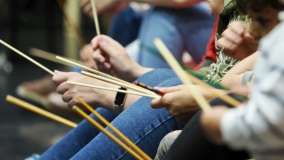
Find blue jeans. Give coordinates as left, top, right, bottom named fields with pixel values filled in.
left=138, top=3, right=215, bottom=68
left=108, top=6, right=142, bottom=47
left=39, top=69, right=184, bottom=160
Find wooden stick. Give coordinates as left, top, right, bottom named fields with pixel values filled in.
left=56, top=56, right=156, bottom=95
left=29, top=47, right=81, bottom=66
left=0, top=40, right=54, bottom=75
left=90, top=0, right=101, bottom=35
left=6, top=95, right=77, bottom=128
left=154, top=39, right=241, bottom=107
left=154, top=38, right=211, bottom=112
left=72, top=106, right=143, bottom=160
left=67, top=81, right=159, bottom=99
left=185, top=74, right=241, bottom=107
left=77, top=97, right=151, bottom=160
left=56, top=56, right=123, bottom=83
left=82, top=71, right=158, bottom=96
left=57, top=0, right=86, bottom=48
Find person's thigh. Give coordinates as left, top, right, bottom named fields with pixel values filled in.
left=108, top=6, right=142, bottom=47
left=178, top=3, right=215, bottom=63
left=135, top=68, right=177, bottom=86
left=70, top=77, right=185, bottom=160
left=39, top=108, right=117, bottom=160
left=138, top=3, right=215, bottom=68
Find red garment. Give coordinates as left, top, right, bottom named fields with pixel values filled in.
left=194, top=19, right=218, bottom=70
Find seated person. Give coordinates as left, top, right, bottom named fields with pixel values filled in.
left=34, top=1, right=256, bottom=159
left=201, top=0, right=284, bottom=159
left=158, top=0, right=284, bottom=159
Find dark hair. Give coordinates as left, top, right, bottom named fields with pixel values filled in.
left=234, top=0, right=284, bottom=14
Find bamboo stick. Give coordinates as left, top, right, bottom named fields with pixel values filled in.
left=73, top=106, right=143, bottom=160
left=29, top=47, right=80, bottom=66
left=77, top=97, right=151, bottom=160
left=90, top=0, right=101, bottom=35
left=82, top=71, right=158, bottom=96
left=0, top=40, right=54, bottom=75
left=57, top=0, right=86, bottom=48
left=68, top=81, right=159, bottom=98
left=56, top=56, right=156, bottom=95
left=6, top=95, right=77, bottom=128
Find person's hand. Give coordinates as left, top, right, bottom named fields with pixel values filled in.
left=217, top=21, right=258, bottom=60
left=151, top=85, right=200, bottom=123
left=80, top=44, right=97, bottom=69
left=79, top=0, right=128, bottom=18
left=52, top=70, right=115, bottom=110
left=91, top=35, right=151, bottom=82
left=200, top=106, right=228, bottom=144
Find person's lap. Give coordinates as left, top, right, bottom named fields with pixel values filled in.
left=138, top=3, right=215, bottom=68
left=39, top=69, right=184, bottom=159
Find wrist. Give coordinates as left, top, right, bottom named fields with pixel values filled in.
left=113, top=87, right=127, bottom=114
left=129, top=66, right=153, bottom=82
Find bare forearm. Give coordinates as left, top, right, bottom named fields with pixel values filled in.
left=221, top=52, right=258, bottom=87
left=123, top=94, right=141, bottom=110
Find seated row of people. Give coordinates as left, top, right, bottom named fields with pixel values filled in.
left=25, top=0, right=284, bottom=159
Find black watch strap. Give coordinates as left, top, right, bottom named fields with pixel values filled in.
left=113, top=87, right=127, bottom=114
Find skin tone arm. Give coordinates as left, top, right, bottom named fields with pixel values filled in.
left=53, top=71, right=142, bottom=111
left=151, top=85, right=228, bottom=123
left=91, top=35, right=153, bottom=82
left=221, top=52, right=258, bottom=88
left=53, top=35, right=153, bottom=111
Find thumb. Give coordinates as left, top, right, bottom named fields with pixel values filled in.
left=151, top=96, right=164, bottom=109
left=151, top=86, right=182, bottom=109
left=154, top=86, right=182, bottom=94
left=244, top=33, right=255, bottom=43
left=52, top=71, right=69, bottom=85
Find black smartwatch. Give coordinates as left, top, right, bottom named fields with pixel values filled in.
left=113, top=87, right=127, bottom=114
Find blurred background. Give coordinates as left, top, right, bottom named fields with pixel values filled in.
left=0, top=0, right=110, bottom=159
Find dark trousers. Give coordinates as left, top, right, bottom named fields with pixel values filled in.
left=163, top=95, right=250, bottom=160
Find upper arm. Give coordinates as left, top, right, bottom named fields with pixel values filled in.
left=221, top=52, right=259, bottom=88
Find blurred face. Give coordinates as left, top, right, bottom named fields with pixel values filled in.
left=247, top=6, right=280, bottom=42
left=207, top=0, right=224, bottom=17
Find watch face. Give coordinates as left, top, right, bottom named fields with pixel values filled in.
left=115, top=87, right=127, bottom=105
